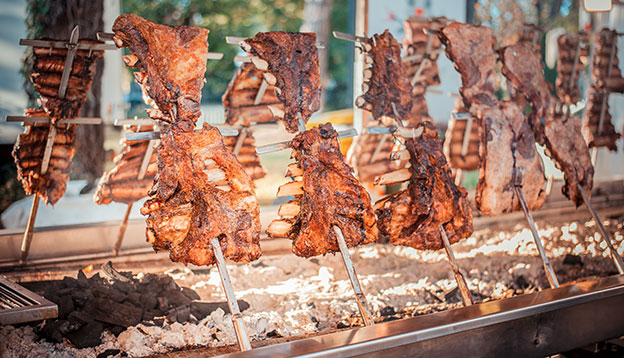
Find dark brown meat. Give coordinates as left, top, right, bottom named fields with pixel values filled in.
left=222, top=129, right=266, bottom=181
left=112, top=14, right=209, bottom=130
left=500, top=42, right=593, bottom=206
left=348, top=132, right=399, bottom=187
left=267, top=123, right=377, bottom=257
left=375, top=121, right=473, bottom=250
left=241, top=32, right=320, bottom=133
left=582, top=86, right=619, bottom=151
left=141, top=125, right=261, bottom=266
left=355, top=30, right=413, bottom=125
left=517, top=23, right=542, bottom=54
left=94, top=125, right=157, bottom=205
left=591, top=29, right=623, bottom=92
left=12, top=109, right=77, bottom=205
left=30, top=40, right=103, bottom=121
left=443, top=98, right=480, bottom=171
left=556, top=32, right=589, bottom=105
left=222, top=62, right=283, bottom=126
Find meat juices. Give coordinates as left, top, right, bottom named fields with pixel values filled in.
left=241, top=32, right=321, bottom=133
left=375, top=121, right=473, bottom=249
left=499, top=41, right=593, bottom=207
left=267, top=124, right=378, bottom=258
left=12, top=109, right=77, bottom=205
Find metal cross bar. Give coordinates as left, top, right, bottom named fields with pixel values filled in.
left=20, top=39, right=116, bottom=51
left=6, top=116, right=102, bottom=125
left=439, top=227, right=473, bottom=306
left=365, top=126, right=424, bottom=139
left=97, top=32, right=223, bottom=59
left=126, top=127, right=239, bottom=141
left=232, top=128, right=248, bottom=156
left=333, top=226, right=375, bottom=326
left=332, top=31, right=368, bottom=43
left=577, top=183, right=624, bottom=274
left=58, top=26, right=80, bottom=99
left=114, top=118, right=157, bottom=126
left=514, top=185, right=560, bottom=288
left=227, top=35, right=325, bottom=49
left=210, top=237, right=252, bottom=351
left=256, top=128, right=358, bottom=154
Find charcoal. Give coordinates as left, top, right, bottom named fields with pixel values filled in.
left=163, top=289, right=192, bottom=308
left=97, top=349, right=125, bottom=358
left=563, top=254, right=583, bottom=266
left=444, top=287, right=462, bottom=303
left=157, top=296, right=169, bottom=311
left=41, top=320, right=69, bottom=343
left=108, top=325, right=126, bottom=336
left=90, top=298, right=143, bottom=327
left=166, top=304, right=191, bottom=323
left=139, top=292, right=158, bottom=310
left=70, top=287, right=93, bottom=306
left=379, top=306, right=396, bottom=316
left=126, top=291, right=142, bottom=307
left=62, top=276, right=78, bottom=288
left=157, top=275, right=179, bottom=291
left=92, top=285, right=127, bottom=303
left=76, top=269, right=89, bottom=288
left=101, top=261, right=131, bottom=283
left=67, top=310, right=94, bottom=325
left=514, top=275, right=530, bottom=289
left=181, top=286, right=201, bottom=301
left=66, top=321, right=104, bottom=348
left=190, top=300, right=249, bottom=320
left=58, top=294, right=74, bottom=319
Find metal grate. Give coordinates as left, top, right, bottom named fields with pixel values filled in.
left=0, top=276, right=57, bottom=325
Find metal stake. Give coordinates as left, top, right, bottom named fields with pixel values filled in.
left=58, top=26, right=80, bottom=99
left=233, top=128, right=248, bottom=156
left=19, top=195, right=40, bottom=264
left=578, top=183, right=624, bottom=274
left=333, top=226, right=375, bottom=326
left=210, top=237, right=252, bottom=351
left=438, top=227, right=473, bottom=306
left=515, top=186, right=560, bottom=288
left=113, top=203, right=133, bottom=256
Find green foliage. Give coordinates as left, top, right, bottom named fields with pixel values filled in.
left=122, top=0, right=305, bottom=103
left=325, top=0, right=352, bottom=110
left=22, top=0, right=52, bottom=107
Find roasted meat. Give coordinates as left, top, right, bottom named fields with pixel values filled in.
left=267, top=123, right=377, bottom=258
left=241, top=32, right=320, bottom=133
left=500, top=42, right=593, bottom=206
left=355, top=30, right=413, bottom=125
left=94, top=125, right=157, bottom=205
left=591, top=29, right=623, bottom=92
left=517, top=24, right=541, bottom=53
left=347, top=132, right=399, bottom=187
left=30, top=41, right=103, bottom=121
left=12, top=109, right=77, bottom=205
left=582, top=86, right=620, bottom=151
left=141, top=125, right=262, bottom=265
left=223, top=129, right=266, bottom=181
left=375, top=121, right=473, bottom=250
left=112, top=14, right=209, bottom=130
left=443, top=98, right=480, bottom=171
left=556, top=32, right=589, bottom=105
left=222, top=62, right=284, bottom=126
left=402, top=17, right=448, bottom=94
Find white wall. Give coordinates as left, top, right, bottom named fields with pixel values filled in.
left=100, top=0, right=125, bottom=123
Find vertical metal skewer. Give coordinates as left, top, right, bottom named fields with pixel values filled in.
left=334, top=226, right=375, bottom=326
left=113, top=203, right=133, bottom=256
left=439, top=227, right=473, bottom=306
left=577, top=184, right=624, bottom=274
left=592, top=31, right=617, bottom=167
left=210, top=237, right=252, bottom=351
left=514, top=185, right=560, bottom=288
left=19, top=195, right=40, bottom=264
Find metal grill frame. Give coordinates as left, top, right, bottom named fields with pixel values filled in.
left=0, top=276, right=57, bottom=325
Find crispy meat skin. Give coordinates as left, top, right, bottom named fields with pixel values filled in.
left=443, top=98, right=480, bottom=171
left=222, top=62, right=282, bottom=126
left=112, top=14, right=208, bottom=129
left=556, top=32, right=589, bottom=104
left=223, top=130, right=266, bottom=181
left=500, top=43, right=593, bottom=206
left=242, top=32, right=320, bottom=132
left=12, top=109, right=77, bottom=205
left=141, top=125, right=261, bottom=266
left=270, top=124, right=378, bottom=257
left=30, top=40, right=103, bottom=121
left=439, top=23, right=497, bottom=104
left=375, top=121, right=473, bottom=250
left=94, top=126, right=157, bottom=204
left=582, top=87, right=619, bottom=151
left=356, top=30, right=413, bottom=125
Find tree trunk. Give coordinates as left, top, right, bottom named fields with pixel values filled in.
left=25, top=0, right=105, bottom=188
left=301, top=0, right=334, bottom=112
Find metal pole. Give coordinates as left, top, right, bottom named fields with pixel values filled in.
left=578, top=184, right=624, bottom=274
left=333, top=225, right=375, bottom=326
left=210, top=237, right=252, bottom=351
left=19, top=195, right=40, bottom=264
left=113, top=203, right=133, bottom=256
left=454, top=168, right=463, bottom=187
left=515, top=186, right=560, bottom=288
left=438, top=227, right=473, bottom=306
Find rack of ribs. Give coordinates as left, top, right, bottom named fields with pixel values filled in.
left=347, top=131, right=400, bottom=188
left=443, top=98, right=480, bottom=171
left=222, top=62, right=284, bottom=126
left=112, top=14, right=208, bottom=131
left=374, top=120, right=473, bottom=249
left=223, top=129, right=266, bottom=181
left=12, top=109, right=77, bottom=205
left=141, top=125, right=261, bottom=265
left=402, top=17, right=447, bottom=94
left=582, top=87, right=620, bottom=151
left=29, top=41, right=103, bottom=121
left=240, top=32, right=320, bottom=133
left=591, top=29, right=623, bottom=92
left=266, top=123, right=377, bottom=258
left=556, top=32, right=589, bottom=105
left=439, top=23, right=546, bottom=214
left=355, top=30, right=413, bottom=126
left=94, top=125, right=157, bottom=205
left=499, top=41, right=593, bottom=206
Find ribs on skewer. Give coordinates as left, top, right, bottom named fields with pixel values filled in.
left=347, top=132, right=400, bottom=189
left=223, top=129, right=266, bottom=181
left=267, top=124, right=378, bottom=258
left=443, top=98, right=480, bottom=171
left=30, top=41, right=103, bottom=121
left=112, top=14, right=209, bottom=130
left=375, top=120, right=473, bottom=249
left=240, top=32, right=320, bottom=133
left=402, top=17, right=448, bottom=94
left=582, top=87, right=620, bottom=151
left=556, top=32, right=589, bottom=105
left=12, top=109, right=77, bottom=205
left=222, top=62, right=284, bottom=126
left=499, top=41, right=593, bottom=206
left=591, top=29, right=623, bottom=93
left=94, top=125, right=157, bottom=205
